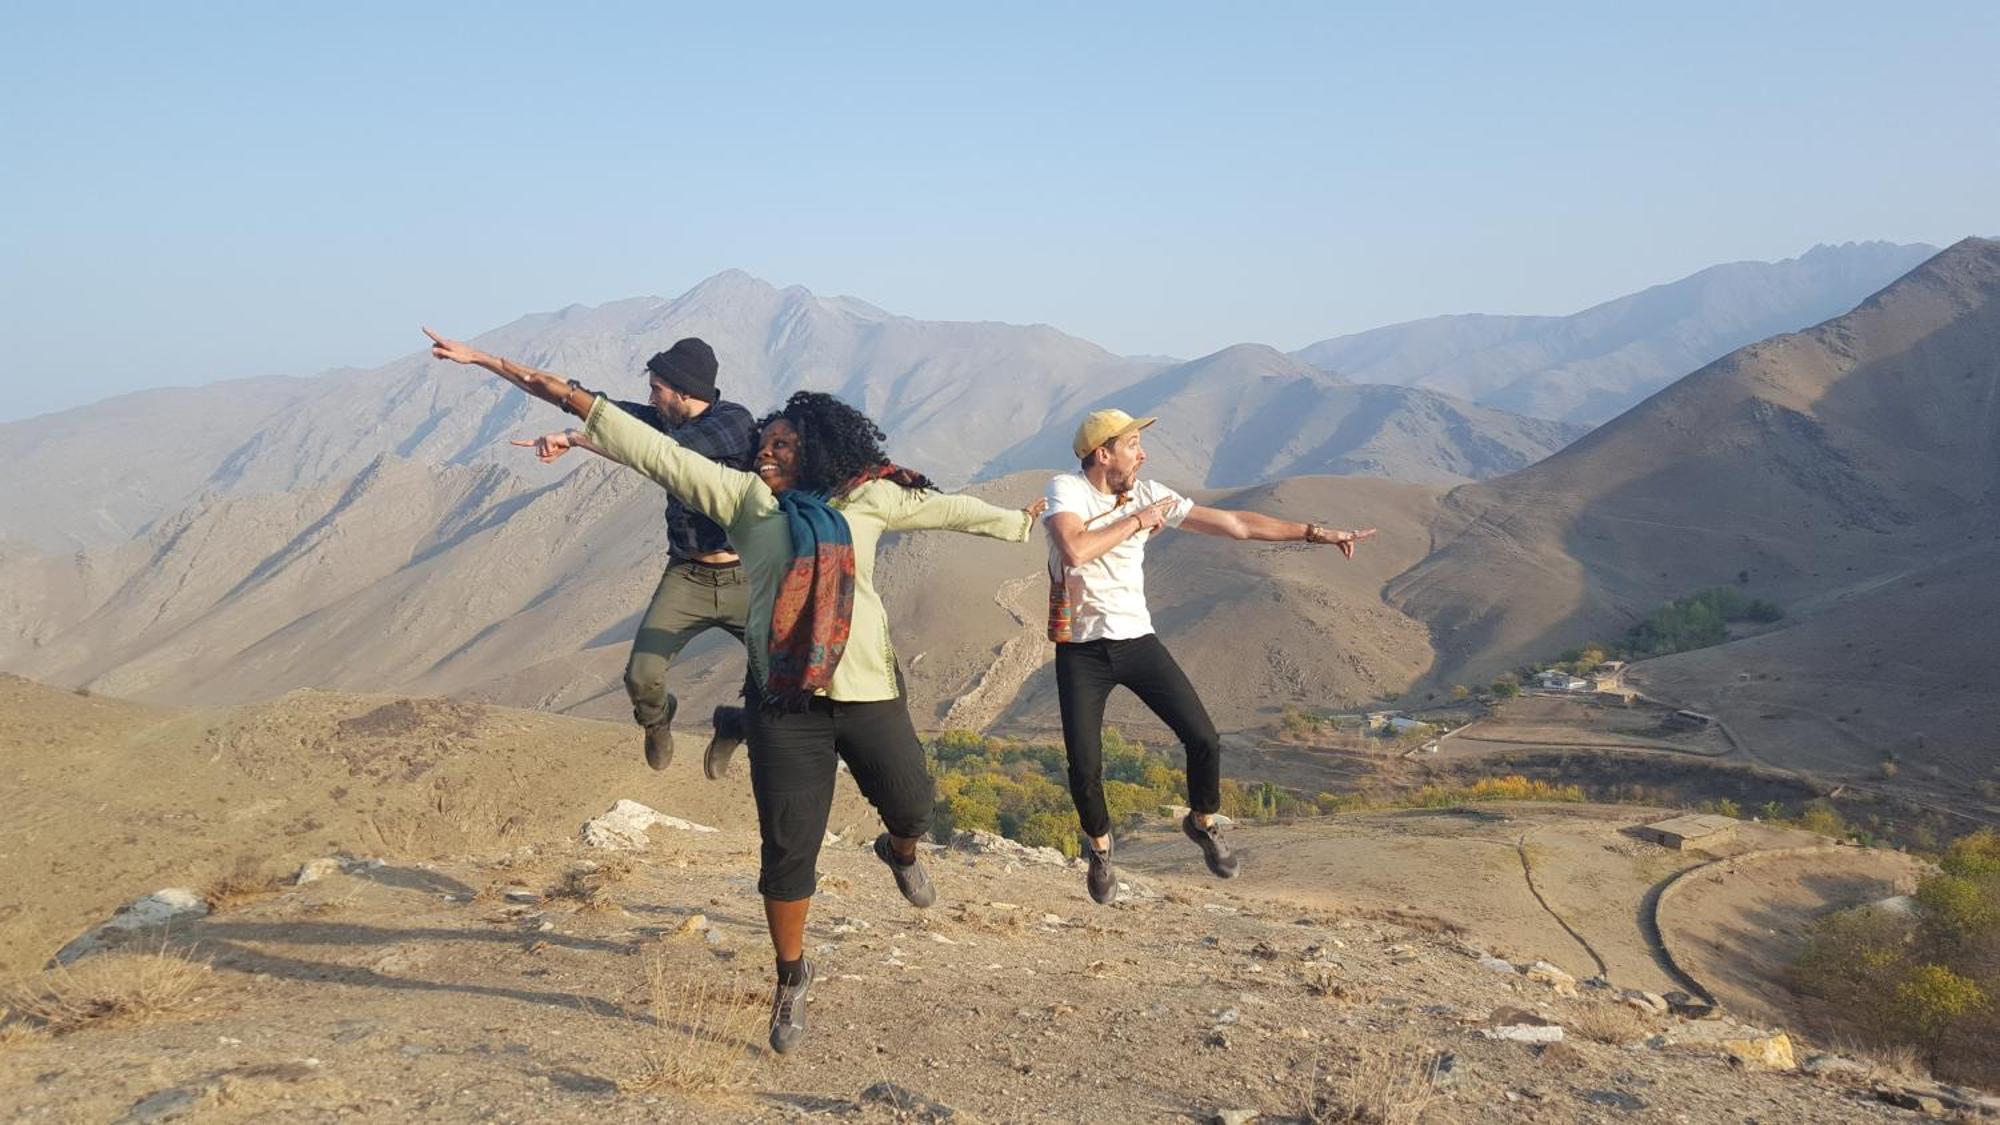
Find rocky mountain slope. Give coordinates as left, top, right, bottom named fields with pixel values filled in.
left=4, top=241, right=1997, bottom=789
left=980, top=344, right=1586, bottom=488
left=0, top=274, right=1162, bottom=552
left=1294, top=241, right=1937, bottom=424
left=0, top=465, right=1442, bottom=737
left=9, top=246, right=1912, bottom=554
left=1387, top=238, right=2000, bottom=773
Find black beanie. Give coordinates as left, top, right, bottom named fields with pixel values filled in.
left=645, top=338, right=720, bottom=402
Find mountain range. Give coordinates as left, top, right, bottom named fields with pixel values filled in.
left=1387, top=236, right=2000, bottom=782
left=5, top=238, right=1994, bottom=801
left=0, top=243, right=1929, bottom=554
left=1293, top=241, right=1938, bottom=424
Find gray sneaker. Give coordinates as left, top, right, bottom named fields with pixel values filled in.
left=1182, top=813, right=1240, bottom=879
left=767, top=958, right=815, bottom=1055
left=873, top=833, right=937, bottom=908
left=643, top=694, right=679, bottom=771
left=1086, top=843, right=1118, bottom=905
left=703, top=705, right=746, bottom=780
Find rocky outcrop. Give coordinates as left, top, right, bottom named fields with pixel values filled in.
left=579, top=799, right=718, bottom=851
left=54, top=889, right=209, bottom=966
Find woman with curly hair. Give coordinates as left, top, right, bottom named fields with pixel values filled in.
left=424, top=328, right=1044, bottom=1054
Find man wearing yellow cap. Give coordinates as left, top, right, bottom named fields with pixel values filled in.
left=1044, top=409, right=1375, bottom=904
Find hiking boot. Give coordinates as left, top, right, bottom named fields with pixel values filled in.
left=767, top=958, right=815, bottom=1055
left=703, top=705, right=747, bottom=780
left=1086, top=842, right=1118, bottom=905
left=873, top=833, right=937, bottom=908
left=1182, top=812, right=1240, bottom=879
left=642, top=694, right=679, bottom=771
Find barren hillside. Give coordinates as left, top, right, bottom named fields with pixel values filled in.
left=980, top=345, right=1586, bottom=488
left=3, top=680, right=1969, bottom=1122
left=0, top=674, right=875, bottom=981
left=1294, top=241, right=1937, bottom=424
left=1389, top=238, right=2000, bottom=692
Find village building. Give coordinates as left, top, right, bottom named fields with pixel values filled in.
left=1633, top=813, right=1739, bottom=851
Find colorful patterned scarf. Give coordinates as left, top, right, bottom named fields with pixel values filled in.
left=763, top=464, right=928, bottom=710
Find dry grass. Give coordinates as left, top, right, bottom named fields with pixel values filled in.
left=1533, top=1040, right=1587, bottom=1072
left=0, top=1007, right=45, bottom=1048
left=1292, top=1028, right=1443, bottom=1124
left=361, top=775, right=537, bottom=859
left=1818, top=1034, right=1930, bottom=1083
left=619, top=953, right=763, bottom=1095
left=5, top=946, right=213, bottom=1034
left=546, top=859, right=635, bottom=914
left=950, top=903, right=1024, bottom=936
left=1301, top=964, right=1358, bottom=1001
left=202, top=855, right=285, bottom=911
left=1566, top=1001, right=1650, bottom=1045
left=1356, top=907, right=1464, bottom=938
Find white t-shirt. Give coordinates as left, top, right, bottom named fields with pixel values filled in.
left=1044, top=473, right=1195, bottom=642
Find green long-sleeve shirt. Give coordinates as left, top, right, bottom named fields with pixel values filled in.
left=584, top=397, right=1034, bottom=702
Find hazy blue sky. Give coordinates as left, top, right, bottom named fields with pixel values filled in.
left=2, top=2, right=1994, bottom=420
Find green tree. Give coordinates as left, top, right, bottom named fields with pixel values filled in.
left=1015, top=811, right=1081, bottom=857
left=1943, top=829, right=2000, bottom=878
left=1915, top=875, right=2000, bottom=951
left=1797, top=800, right=1847, bottom=839
left=1893, top=964, right=1987, bottom=1064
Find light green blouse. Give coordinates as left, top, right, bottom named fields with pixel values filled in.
left=584, top=397, right=1034, bottom=702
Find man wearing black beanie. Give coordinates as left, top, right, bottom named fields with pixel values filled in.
left=508, top=336, right=760, bottom=779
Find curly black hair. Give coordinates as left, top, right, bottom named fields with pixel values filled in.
left=759, top=391, right=935, bottom=497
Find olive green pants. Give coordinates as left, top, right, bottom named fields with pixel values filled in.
left=624, top=560, right=750, bottom=728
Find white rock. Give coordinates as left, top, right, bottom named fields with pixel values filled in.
left=1653, top=1023, right=1795, bottom=1070
left=55, top=888, right=210, bottom=965
left=1482, top=1024, right=1565, bottom=1044
left=1478, top=954, right=1518, bottom=975
left=580, top=799, right=718, bottom=850
left=1801, top=1054, right=1870, bottom=1081
left=1523, top=960, right=1578, bottom=996
left=948, top=830, right=1070, bottom=867
left=294, top=858, right=345, bottom=885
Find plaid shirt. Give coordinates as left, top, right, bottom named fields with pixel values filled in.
left=611, top=397, right=758, bottom=562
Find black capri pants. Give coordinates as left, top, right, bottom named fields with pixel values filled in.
left=1055, top=634, right=1223, bottom=839
left=745, top=680, right=935, bottom=901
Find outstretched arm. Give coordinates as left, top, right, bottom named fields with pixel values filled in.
left=425, top=327, right=596, bottom=417
left=1045, top=498, right=1175, bottom=567
left=580, top=399, right=770, bottom=528
left=879, top=490, right=1047, bottom=541
left=1179, top=506, right=1377, bottom=558
left=511, top=427, right=610, bottom=464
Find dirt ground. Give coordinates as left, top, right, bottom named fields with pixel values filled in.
left=1656, top=847, right=1931, bottom=1032
left=1119, top=805, right=1831, bottom=1000
left=0, top=812, right=1924, bottom=1124
left=0, top=676, right=873, bottom=980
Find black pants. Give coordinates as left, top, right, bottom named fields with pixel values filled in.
left=744, top=681, right=934, bottom=901
left=1054, top=634, right=1222, bottom=839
